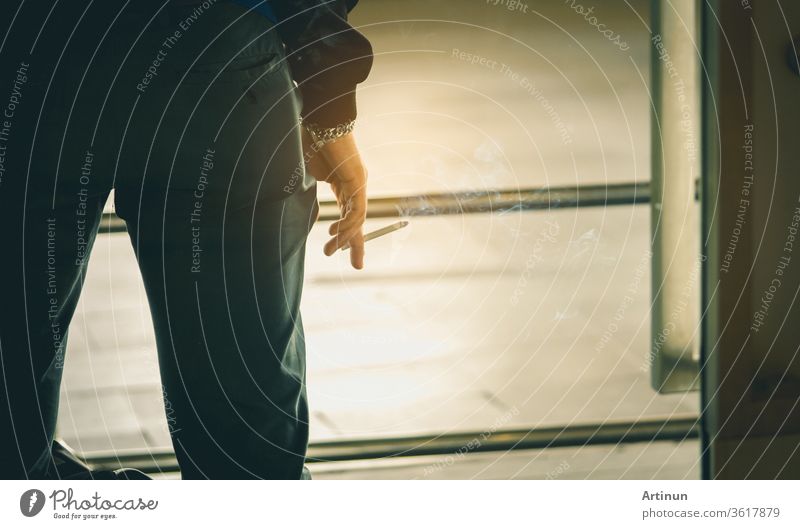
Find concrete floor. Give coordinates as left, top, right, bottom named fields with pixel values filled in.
left=56, top=0, right=702, bottom=478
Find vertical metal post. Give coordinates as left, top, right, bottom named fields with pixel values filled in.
left=650, top=0, right=701, bottom=392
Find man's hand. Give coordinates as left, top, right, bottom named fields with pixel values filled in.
left=303, top=129, right=368, bottom=269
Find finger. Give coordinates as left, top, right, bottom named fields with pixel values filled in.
left=323, top=231, right=351, bottom=256
left=348, top=232, right=365, bottom=270
left=323, top=225, right=362, bottom=256
left=329, top=196, right=367, bottom=235
left=329, top=218, right=346, bottom=235
left=323, top=238, right=338, bottom=256
left=333, top=225, right=364, bottom=247
left=329, top=214, right=362, bottom=236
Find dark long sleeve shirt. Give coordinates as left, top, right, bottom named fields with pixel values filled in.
left=234, top=0, right=374, bottom=128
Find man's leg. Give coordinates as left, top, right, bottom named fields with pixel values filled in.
left=0, top=186, right=109, bottom=478
left=119, top=185, right=317, bottom=479
left=113, top=2, right=319, bottom=476
left=0, top=0, right=130, bottom=479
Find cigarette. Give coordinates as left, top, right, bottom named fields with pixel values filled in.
left=340, top=220, right=409, bottom=251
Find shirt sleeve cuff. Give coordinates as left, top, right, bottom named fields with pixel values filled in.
left=298, top=82, right=358, bottom=129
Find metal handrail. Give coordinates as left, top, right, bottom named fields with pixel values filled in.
left=77, top=414, right=698, bottom=475
left=98, top=181, right=650, bottom=233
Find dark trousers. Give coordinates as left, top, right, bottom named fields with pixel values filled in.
left=0, top=2, right=317, bottom=478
